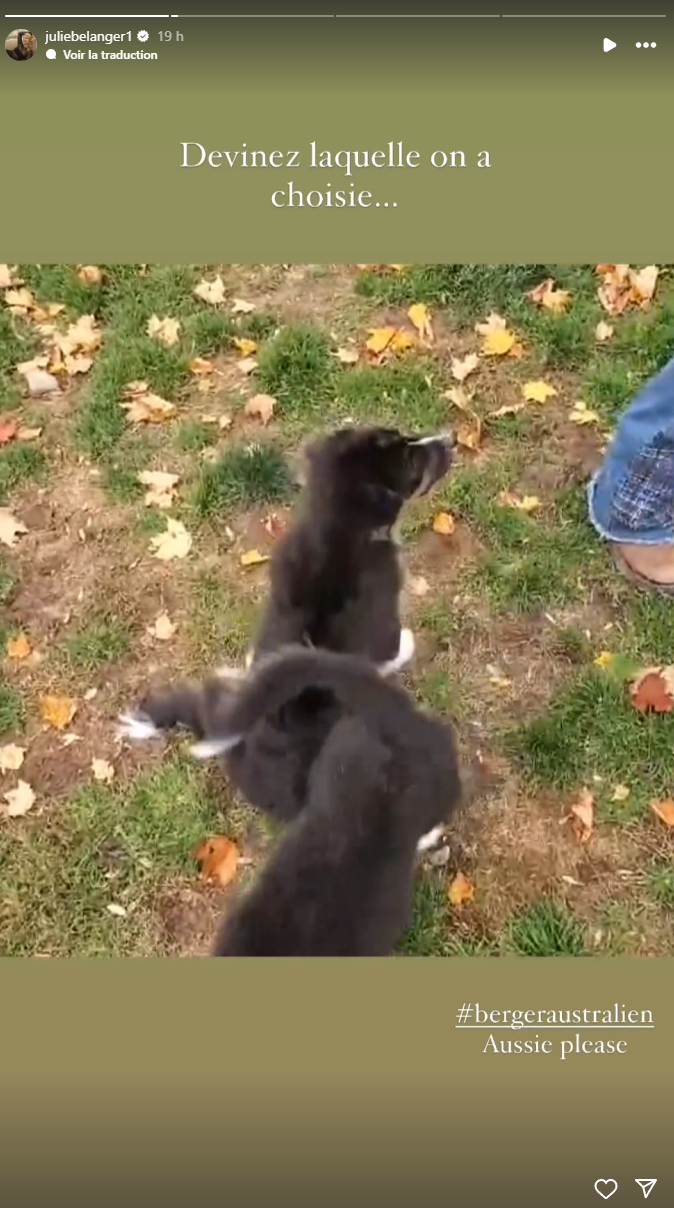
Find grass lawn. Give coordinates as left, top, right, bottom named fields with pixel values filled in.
left=1, top=261, right=674, bottom=956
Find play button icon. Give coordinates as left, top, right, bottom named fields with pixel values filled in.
left=604, top=37, right=616, bottom=51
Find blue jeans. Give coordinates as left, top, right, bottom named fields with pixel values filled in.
left=588, top=354, right=674, bottom=545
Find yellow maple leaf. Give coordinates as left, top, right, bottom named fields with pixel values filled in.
left=240, top=549, right=270, bottom=568
left=569, top=400, right=600, bottom=426
left=522, top=380, right=557, bottom=404
left=7, top=633, right=31, bottom=660
left=366, top=327, right=397, bottom=356
left=39, top=694, right=78, bottom=730
left=498, top=491, right=541, bottom=513
left=407, top=303, right=433, bottom=343
left=233, top=337, right=258, bottom=357
left=432, top=511, right=455, bottom=535
left=594, top=651, right=615, bottom=669
left=483, top=328, right=516, bottom=357
left=448, top=872, right=475, bottom=907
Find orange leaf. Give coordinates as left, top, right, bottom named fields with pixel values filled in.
left=0, top=416, right=18, bottom=445
left=565, top=787, right=594, bottom=844
left=448, top=872, right=475, bottom=907
left=407, top=303, right=433, bottom=344
left=650, top=799, right=674, bottom=828
left=39, top=694, right=78, bottom=730
left=7, top=633, right=31, bottom=660
left=528, top=278, right=572, bottom=314
left=432, top=511, right=455, bottom=535
left=630, top=666, right=674, bottom=713
left=193, top=835, right=240, bottom=888
left=240, top=548, right=270, bottom=568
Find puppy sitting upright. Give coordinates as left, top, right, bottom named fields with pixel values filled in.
left=203, top=647, right=463, bottom=957
left=120, top=425, right=454, bottom=827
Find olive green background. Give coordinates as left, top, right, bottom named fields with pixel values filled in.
left=2, top=960, right=667, bottom=1199
left=2, top=10, right=672, bottom=1197
left=1, top=15, right=670, bottom=260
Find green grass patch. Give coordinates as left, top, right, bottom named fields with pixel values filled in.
left=61, top=616, right=132, bottom=673
left=0, top=755, right=227, bottom=957
left=175, top=419, right=218, bottom=453
left=507, top=900, right=588, bottom=955
left=0, top=682, right=25, bottom=734
left=337, top=361, right=447, bottom=431
left=19, top=264, right=106, bottom=317
left=584, top=299, right=674, bottom=423
left=186, top=572, right=258, bottom=671
left=648, top=864, right=674, bottom=911
left=0, top=443, right=46, bottom=505
left=256, top=322, right=335, bottom=420
left=192, top=441, right=293, bottom=518
left=398, top=874, right=496, bottom=956
left=507, top=668, right=674, bottom=812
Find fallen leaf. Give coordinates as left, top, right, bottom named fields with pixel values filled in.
left=189, top=356, right=213, bottom=376
left=138, top=469, right=180, bottom=509
left=3, top=780, right=36, bottom=818
left=263, top=512, right=286, bottom=539
left=16, top=354, right=49, bottom=376
left=612, top=784, right=631, bottom=802
left=237, top=357, right=257, bottom=376
left=4, top=287, right=35, bottom=313
left=595, top=321, right=614, bottom=343
left=194, top=276, right=226, bottom=306
left=39, top=694, right=78, bottom=730
left=594, top=651, right=615, bottom=669
left=528, top=278, right=572, bottom=314
left=193, top=835, right=240, bottom=888
left=630, top=666, right=674, bottom=713
left=475, top=311, right=506, bottom=335
left=451, top=353, right=480, bottom=383
left=650, top=798, right=674, bottom=828
left=0, top=264, right=22, bottom=289
left=630, top=265, right=658, bottom=305
left=0, top=417, right=18, bottom=445
left=53, top=314, right=101, bottom=356
left=432, top=511, right=456, bottom=535
left=448, top=871, right=475, bottom=907
left=107, top=903, right=127, bottom=918
left=7, top=633, right=31, bottom=660
left=148, top=612, right=176, bottom=641
left=24, top=368, right=60, bottom=397
left=482, top=327, right=516, bottom=357
left=231, top=298, right=255, bottom=314
left=445, top=387, right=482, bottom=449
left=218, top=414, right=233, bottom=431
left=407, top=574, right=430, bottom=597
left=522, top=380, right=557, bottom=404
left=365, top=327, right=397, bottom=356
left=407, top=303, right=433, bottom=344
left=240, top=548, right=270, bottom=568
left=335, top=346, right=359, bottom=365
left=92, top=758, right=115, bottom=784
left=565, top=787, right=594, bottom=844
left=149, top=518, right=192, bottom=562
left=0, top=509, right=27, bottom=548
left=123, top=391, right=175, bottom=424
left=569, top=400, right=600, bottom=426
left=17, top=426, right=42, bottom=442
left=498, top=491, right=541, bottom=513
left=444, top=385, right=470, bottom=411
left=244, top=393, right=276, bottom=426
left=233, top=337, right=258, bottom=357
left=147, top=314, right=181, bottom=348
left=77, top=265, right=103, bottom=284
left=0, top=743, right=25, bottom=772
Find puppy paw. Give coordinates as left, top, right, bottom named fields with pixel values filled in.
left=416, top=825, right=445, bottom=854
left=118, top=711, right=160, bottom=741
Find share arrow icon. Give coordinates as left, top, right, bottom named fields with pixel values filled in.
left=635, top=1180, right=657, bottom=1199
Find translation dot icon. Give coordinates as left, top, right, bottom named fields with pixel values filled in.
left=46, top=48, right=56, bottom=58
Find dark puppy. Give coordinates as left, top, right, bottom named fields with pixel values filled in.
left=120, top=426, right=453, bottom=830
left=204, top=647, right=462, bottom=956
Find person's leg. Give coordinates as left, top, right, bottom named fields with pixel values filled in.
left=587, top=354, right=674, bottom=591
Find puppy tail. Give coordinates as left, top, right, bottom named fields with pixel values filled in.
left=192, top=646, right=410, bottom=758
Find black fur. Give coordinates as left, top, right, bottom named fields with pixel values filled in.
left=211, top=648, right=462, bottom=956
left=125, top=426, right=454, bottom=823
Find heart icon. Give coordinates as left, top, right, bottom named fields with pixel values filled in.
left=595, top=1180, right=618, bottom=1199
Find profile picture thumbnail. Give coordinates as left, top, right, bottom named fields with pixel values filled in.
left=6, top=29, right=37, bottom=60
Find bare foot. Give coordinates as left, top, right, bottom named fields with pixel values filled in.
left=612, top=541, right=674, bottom=586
